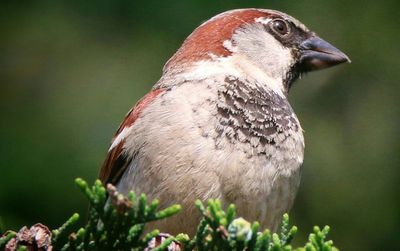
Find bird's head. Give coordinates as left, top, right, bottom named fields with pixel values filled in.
left=163, top=9, right=350, bottom=93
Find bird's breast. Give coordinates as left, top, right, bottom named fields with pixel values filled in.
left=118, top=76, right=304, bottom=232
left=204, top=76, right=304, bottom=229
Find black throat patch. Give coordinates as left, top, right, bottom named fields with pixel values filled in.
left=215, top=76, right=300, bottom=153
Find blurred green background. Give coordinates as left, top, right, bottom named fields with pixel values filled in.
left=1, top=0, right=399, bottom=250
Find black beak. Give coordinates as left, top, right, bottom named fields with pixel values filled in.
left=299, top=36, right=350, bottom=72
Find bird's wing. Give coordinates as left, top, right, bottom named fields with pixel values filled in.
left=99, top=88, right=166, bottom=185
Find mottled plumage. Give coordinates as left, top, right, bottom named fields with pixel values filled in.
left=217, top=76, right=300, bottom=148
left=99, top=8, right=349, bottom=236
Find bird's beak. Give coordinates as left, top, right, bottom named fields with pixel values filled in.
left=299, top=36, right=350, bottom=72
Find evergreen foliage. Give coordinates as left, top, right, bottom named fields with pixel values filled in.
left=0, top=179, right=338, bottom=251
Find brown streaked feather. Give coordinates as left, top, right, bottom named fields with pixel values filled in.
left=99, top=88, right=166, bottom=185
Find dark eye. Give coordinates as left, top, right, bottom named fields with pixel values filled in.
left=270, top=19, right=290, bottom=36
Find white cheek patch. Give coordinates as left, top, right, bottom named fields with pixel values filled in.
left=232, top=23, right=294, bottom=84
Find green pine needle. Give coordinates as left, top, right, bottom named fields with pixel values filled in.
left=0, top=178, right=339, bottom=251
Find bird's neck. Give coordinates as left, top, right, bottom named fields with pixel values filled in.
left=157, top=54, right=288, bottom=98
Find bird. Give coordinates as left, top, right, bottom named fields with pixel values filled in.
left=99, top=8, right=350, bottom=236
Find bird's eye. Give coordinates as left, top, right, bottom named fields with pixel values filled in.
left=270, top=19, right=290, bottom=36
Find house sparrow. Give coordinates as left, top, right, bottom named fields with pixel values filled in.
left=99, top=8, right=349, bottom=235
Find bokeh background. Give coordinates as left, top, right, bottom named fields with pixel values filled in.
left=1, top=1, right=399, bottom=250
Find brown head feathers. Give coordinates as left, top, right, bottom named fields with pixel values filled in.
left=164, top=9, right=289, bottom=71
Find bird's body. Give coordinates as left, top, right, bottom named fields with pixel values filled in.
left=99, top=9, right=349, bottom=236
